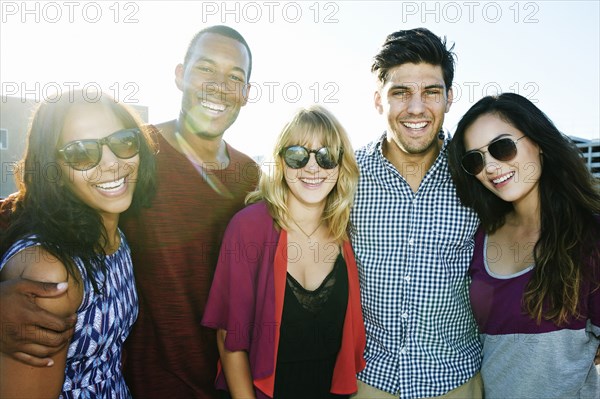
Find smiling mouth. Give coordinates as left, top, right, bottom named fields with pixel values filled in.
left=197, top=97, right=227, bottom=112
left=300, top=177, right=325, bottom=185
left=492, top=172, right=515, bottom=185
left=402, top=121, right=429, bottom=129
left=95, top=177, right=126, bottom=192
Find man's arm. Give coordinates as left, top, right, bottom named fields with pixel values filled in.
left=0, top=277, right=76, bottom=367
left=1, top=247, right=81, bottom=397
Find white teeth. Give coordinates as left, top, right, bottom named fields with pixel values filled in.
left=402, top=121, right=428, bottom=129
left=200, top=101, right=226, bottom=112
left=96, top=177, right=125, bottom=191
left=301, top=178, right=324, bottom=185
left=493, top=172, right=514, bottom=184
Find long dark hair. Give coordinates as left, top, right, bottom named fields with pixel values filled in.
left=0, top=91, right=157, bottom=291
left=448, top=93, right=600, bottom=325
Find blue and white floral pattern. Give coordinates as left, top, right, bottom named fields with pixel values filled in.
left=1, top=229, right=138, bottom=399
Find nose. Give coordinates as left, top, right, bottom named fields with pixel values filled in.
left=99, top=143, right=120, bottom=169
left=406, top=92, right=426, bottom=115
left=483, top=152, right=501, bottom=174
left=205, top=72, right=243, bottom=103
left=306, top=153, right=319, bottom=171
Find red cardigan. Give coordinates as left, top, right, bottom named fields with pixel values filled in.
left=202, top=202, right=366, bottom=398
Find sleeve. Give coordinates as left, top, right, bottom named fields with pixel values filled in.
left=587, top=221, right=600, bottom=335
left=201, top=213, right=258, bottom=352
left=588, top=249, right=600, bottom=336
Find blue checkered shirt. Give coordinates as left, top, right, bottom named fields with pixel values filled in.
left=350, top=133, right=482, bottom=398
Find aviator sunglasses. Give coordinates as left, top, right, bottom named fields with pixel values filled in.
left=461, top=135, right=526, bottom=175
left=58, top=128, right=141, bottom=171
left=281, top=145, right=342, bottom=170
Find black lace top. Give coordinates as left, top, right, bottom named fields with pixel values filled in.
left=273, top=252, right=349, bottom=399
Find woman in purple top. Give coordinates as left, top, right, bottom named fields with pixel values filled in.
left=448, top=93, right=600, bottom=398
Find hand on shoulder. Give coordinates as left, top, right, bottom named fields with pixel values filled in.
left=1, top=246, right=83, bottom=317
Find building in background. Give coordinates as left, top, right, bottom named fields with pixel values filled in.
left=1, top=96, right=148, bottom=198
left=572, top=137, right=600, bottom=179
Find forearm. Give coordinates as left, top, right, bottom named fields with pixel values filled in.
left=217, top=329, right=256, bottom=399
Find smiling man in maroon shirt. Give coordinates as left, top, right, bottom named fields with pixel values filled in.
left=0, top=25, right=259, bottom=398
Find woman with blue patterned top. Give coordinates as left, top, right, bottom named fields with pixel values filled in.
left=0, top=90, right=156, bottom=398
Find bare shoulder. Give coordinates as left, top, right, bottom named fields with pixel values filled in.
left=1, top=246, right=82, bottom=317
left=2, top=246, right=67, bottom=283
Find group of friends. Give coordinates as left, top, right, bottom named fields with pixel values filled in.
left=0, top=25, right=599, bottom=399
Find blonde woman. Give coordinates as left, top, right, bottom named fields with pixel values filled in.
left=202, top=105, right=365, bottom=399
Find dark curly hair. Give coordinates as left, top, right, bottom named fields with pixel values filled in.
left=1, top=91, right=157, bottom=292
left=448, top=93, right=600, bottom=325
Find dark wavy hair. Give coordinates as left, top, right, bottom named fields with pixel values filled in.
left=448, top=93, right=600, bottom=325
left=371, top=27, right=455, bottom=91
left=0, top=91, right=157, bottom=292
left=184, top=25, right=252, bottom=81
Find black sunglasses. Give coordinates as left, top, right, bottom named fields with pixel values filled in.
left=461, top=136, right=525, bottom=175
left=58, top=128, right=141, bottom=171
left=281, top=145, right=342, bottom=170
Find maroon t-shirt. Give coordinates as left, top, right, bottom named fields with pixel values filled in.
left=120, top=133, right=259, bottom=398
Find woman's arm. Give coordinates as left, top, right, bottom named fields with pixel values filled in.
left=0, top=246, right=82, bottom=399
left=217, top=329, right=256, bottom=399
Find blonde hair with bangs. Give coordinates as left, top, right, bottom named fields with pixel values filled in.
left=246, top=105, right=359, bottom=242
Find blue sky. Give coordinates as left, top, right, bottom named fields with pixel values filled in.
left=1, top=0, right=598, bottom=157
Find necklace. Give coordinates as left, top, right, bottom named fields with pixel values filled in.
left=289, top=216, right=322, bottom=244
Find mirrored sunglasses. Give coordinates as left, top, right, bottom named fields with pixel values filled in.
left=461, top=136, right=525, bottom=175
left=281, top=145, right=342, bottom=170
left=58, top=128, right=141, bottom=171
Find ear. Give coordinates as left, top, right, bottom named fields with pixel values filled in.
left=374, top=90, right=384, bottom=114
left=175, top=64, right=184, bottom=92
left=445, top=87, right=454, bottom=113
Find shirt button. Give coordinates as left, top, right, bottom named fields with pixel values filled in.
left=400, top=348, right=407, bottom=355
left=404, top=275, right=410, bottom=282
left=401, top=312, right=408, bottom=319
left=408, top=238, right=414, bottom=246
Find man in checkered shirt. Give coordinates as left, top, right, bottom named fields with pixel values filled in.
left=350, top=28, right=483, bottom=398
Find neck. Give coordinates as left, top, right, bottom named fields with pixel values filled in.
left=383, top=136, right=442, bottom=192
left=509, top=196, right=542, bottom=231
left=287, top=200, right=325, bottom=229
left=159, top=118, right=229, bottom=168
left=100, top=214, right=120, bottom=254
left=179, top=116, right=227, bottom=164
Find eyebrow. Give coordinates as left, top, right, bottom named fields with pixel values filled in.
left=388, top=83, right=445, bottom=91
left=424, top=84, right=445, bottom=90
